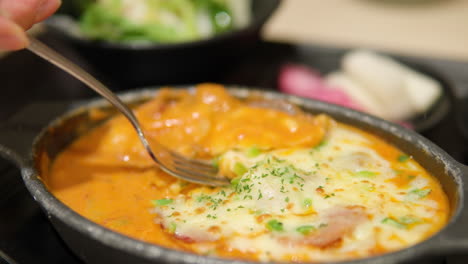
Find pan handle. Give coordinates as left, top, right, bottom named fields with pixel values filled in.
left=0, top=102, right=73, bottom=168
left=427, top=163, right=468, bottom=254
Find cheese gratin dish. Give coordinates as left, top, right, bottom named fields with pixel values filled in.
left=46, top=84, right=449, bottom=262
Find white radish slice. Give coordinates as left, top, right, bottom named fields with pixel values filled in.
left=325, top=72, right=387, bottom=119
left=342, top=50, right=416, bottom=121
left=403, top=71, right=442, bottom=114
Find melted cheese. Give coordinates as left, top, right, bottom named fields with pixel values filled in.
left=46, top=84, right=449, bottom=263
left=153, top=124, right=448, bottom=262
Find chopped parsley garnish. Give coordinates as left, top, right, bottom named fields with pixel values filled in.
left=168, top=222, right=177, bottom=233
left=296, top=225, right=316, bottom=235
left=303, top=198, right=312, bottom=208
left=196, top=194, right=209, bottom=203
left=409, top=188, right=431, bottom=198
left=243, top=195, right=253, bottom=200
left=211, top=155, right=221, bottom=169
left=207, top=214, right=217, bottom=219
left=266, top=219, right=284, bottom=232
left=152, top=198, right=173, bottom=206
left=280, top=185, right=287, bottom=193
left=246, top=146, right=261, bottom=158
left=318, top=223, right=328, bottom=228
left=354, top=170, right=377, bottom=178
left=233, top=162, right=248, bottom=177
left=397, top=155, right=410, bottom=162
left=382, top=217, right=406, bottom=229
left=314, top=140, right=327, bottom=150
left=196, top=194, right=224, bottom=210
left=382, top=216, right=422, bottom=229
left=230, top=176, right=241, bottom=189
left=230, top=156, right=308, bottom=206
left=405, top=188, right=432, bottom=201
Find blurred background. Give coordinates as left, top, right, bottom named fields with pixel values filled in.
left=264, top=0, right=468, bottom=61
left=1, top=0, right=468, bottom=150
left=6, top=0, right=466, bottom=61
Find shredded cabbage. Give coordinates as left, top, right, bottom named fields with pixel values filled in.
left=79, top=0, right=250, bottom=43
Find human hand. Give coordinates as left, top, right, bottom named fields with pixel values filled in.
left=0, top=0, right=61, bottom=51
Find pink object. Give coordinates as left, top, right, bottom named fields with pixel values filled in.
left=278, top=64, right=364, bottom=111
left=397, top=121, right=413, bottom=129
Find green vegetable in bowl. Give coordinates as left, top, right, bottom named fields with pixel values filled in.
left=79, top=0, right=248, bottom=43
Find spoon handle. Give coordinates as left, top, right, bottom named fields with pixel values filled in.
left=26, top=36, right=147, bottom=141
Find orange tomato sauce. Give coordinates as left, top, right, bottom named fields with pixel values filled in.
left=45, top=84, right=329, bottom=253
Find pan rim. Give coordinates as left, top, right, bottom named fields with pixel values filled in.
left=24, top=85, right=466, bottom=264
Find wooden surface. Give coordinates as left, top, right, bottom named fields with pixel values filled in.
left=263, top=0, right=468, bottom=62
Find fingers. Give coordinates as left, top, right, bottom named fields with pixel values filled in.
left=0, top=16, right=28, bottom=50
left=0, top=0, right=42, bottom=29
left=0, top=0, right=61, bottom=51
left=0, top=0, right=61, bottom=30
left=35, top=0, right=61, bottom=23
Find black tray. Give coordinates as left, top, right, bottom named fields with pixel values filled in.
left=1, top=32, right=468, bottom=264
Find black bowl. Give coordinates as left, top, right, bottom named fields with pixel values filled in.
left=0, top=86, right=467, bottom=264
left=44, top=0, right=281, bottom=89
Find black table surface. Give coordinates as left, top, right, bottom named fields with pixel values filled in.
left=1, top=32, right=468, bottom=264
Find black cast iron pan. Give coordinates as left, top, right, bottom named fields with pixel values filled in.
left=0, top=86, right=467, bottom=264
